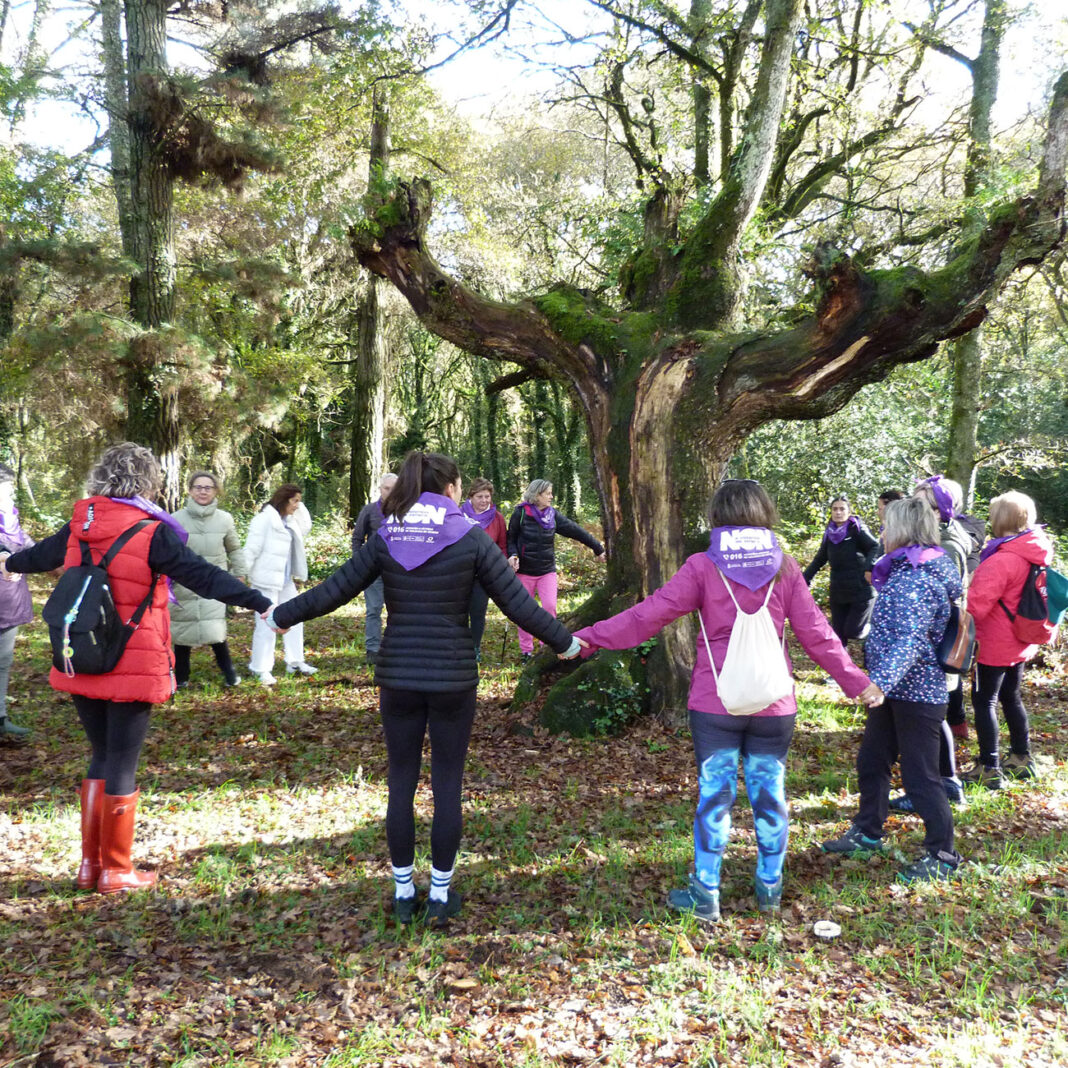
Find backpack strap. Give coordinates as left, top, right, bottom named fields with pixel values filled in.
left=99, top=520, right=160, bottom=629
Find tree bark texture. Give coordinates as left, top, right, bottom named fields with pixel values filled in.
left=123, top=0, right=180, bottom=507
left=351, top=65, right=1068, bottom=719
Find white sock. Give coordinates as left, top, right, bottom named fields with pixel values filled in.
left=429, top=866, right=453, bottom=903
left=392, top=863, right=415, bottom=899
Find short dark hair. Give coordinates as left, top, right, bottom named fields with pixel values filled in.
left=878, top=489, right=905, bottom=504
left=467, top=477, right=494, bottom=498
left=710, top=480, right=779, bottom=529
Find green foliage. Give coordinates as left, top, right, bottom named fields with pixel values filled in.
left=536, top=650, right=650, bottom=737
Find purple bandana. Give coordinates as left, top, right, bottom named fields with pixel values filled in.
left=979, top=529, right=1032, bottom=562
left=111, top=496, right=190, bottom=545
left=705, top=526, right=783, bottom=591
left=461, top=499, right=497, bottom=530
left=523, top=503, right=556, bottom=531
left=870, top=545, right=944, bottom=591
left=825, top=517, right=861, bottom=545
left=378, top=492, right=472, bottom=570
left=918, top=476, right=956, bottom=522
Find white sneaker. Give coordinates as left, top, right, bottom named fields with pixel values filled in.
left=255, top=672, right=277, bottom=687
left=286, top=662, right=317, bottom=676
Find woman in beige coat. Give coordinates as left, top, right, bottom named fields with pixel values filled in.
left=170, top=471, right=247, bottom=688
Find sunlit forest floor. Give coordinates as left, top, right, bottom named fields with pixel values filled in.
left=2, top=559, right=1068, bottom=1067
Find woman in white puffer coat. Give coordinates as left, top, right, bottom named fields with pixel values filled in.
left=171, top=471, right=247, bottom=688
left=245, top=483, right=315, bottom=686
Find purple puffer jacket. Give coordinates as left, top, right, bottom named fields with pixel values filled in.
left=574, top=552, right=871, bottom=717
left=0, top=529, right=34, bottom=629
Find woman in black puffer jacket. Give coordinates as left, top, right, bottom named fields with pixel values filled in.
left=269, top=452, right=580, bottom=927
left=506, top=479, right=604, bottom=660
left=803, top=496, right=880, bottom=651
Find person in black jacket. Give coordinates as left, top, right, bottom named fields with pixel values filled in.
left=349, top=472, right=397, bottom=666
left=268, top=452, right=580, bottom=926
left=506, top=479, right=604, bottom=660
left=803, top=497, right=880, bottom=654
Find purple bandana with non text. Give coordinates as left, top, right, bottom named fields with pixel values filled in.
left=378, top=492, right=472, bottom=570
left=825, top=516, right=861, bottom=545
left=918, top=476, right=956, bottom=523
left=523, top=503, right=556, bottom=531
left=461, top=499, right=497, bottom=531
left=870, top=545, right=944, bottom=591
left=111, top=496, right=190, bottom=545
left=705, top=526, right=783, bottom=591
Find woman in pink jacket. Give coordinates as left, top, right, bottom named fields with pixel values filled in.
left=960, top=491, right=1053, bottom=788
left=574, top=479, right=883, bottom=922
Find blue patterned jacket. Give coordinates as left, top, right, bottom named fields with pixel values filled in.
left=866, top=553, right=962, bottom=703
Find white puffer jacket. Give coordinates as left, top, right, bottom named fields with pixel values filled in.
left=245, top=502, right=309, bottom=592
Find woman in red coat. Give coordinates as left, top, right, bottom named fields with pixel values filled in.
left=0, top=444, right=271, bottom=893
left=460, top=478, right=508, bottom=661
left=960, top=491, right=1053, bottom=788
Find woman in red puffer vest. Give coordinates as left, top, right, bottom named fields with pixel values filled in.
left=960, top=491, right=1054, bottom=788
left=0, top=444, right=271, bottom=895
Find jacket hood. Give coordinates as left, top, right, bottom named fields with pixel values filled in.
left=1001, top=527, right=1054, bottom=566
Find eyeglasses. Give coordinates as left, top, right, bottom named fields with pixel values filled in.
left=191, top=483, right=216, bottom=491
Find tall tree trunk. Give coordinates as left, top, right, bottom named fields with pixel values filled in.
left=124, top=0, right=180, bottom=507
left=348, top=87, right=390, bottom=522
left=944, top=0, right=1006, bottom=498
left=100, top=0, right=134, bottom=253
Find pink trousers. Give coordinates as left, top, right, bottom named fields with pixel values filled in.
left=516, top=571, right=558, bottom=654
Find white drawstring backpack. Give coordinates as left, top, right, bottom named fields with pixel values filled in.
left=698, top=568, right=794, bottom=716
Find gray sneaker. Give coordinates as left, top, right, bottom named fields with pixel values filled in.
left=0, top=716, right=30, bottom=744
left=667, top=875, right=720, bottom=923
left=822, top=824, right=884, bottom=855
left=1002, top=752, right=1037, bottom=780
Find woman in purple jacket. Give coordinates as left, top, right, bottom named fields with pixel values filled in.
left=574, top=480, right=883, bottom=922
left=0, top=464, right=33, bottom=743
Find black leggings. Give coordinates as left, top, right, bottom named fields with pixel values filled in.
left=972, top=662, right=1028, bottom=766
left=72, top=696, right=152, bottom=795
left=379, top=687, right=477, bottom=872
left=830, top=598, right=875, bottom=644
left=174, top=642, right=236, bottom=685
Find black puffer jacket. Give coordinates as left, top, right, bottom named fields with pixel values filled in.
left=803, top=523, right=880, bottom=602
left=273, top=526, right=572, bottom=692
left=507, top=506, right=604, bottom=577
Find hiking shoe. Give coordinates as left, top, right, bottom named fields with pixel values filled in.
left=821, top=824, right=883, bottom=855
left=949, top=721, right=969, bottom=741
left=1002, top=752, right=1037, bottom=780
left=0, top=716, right=30, bottom=745
left=897, top=852, right=960, bottom=884
left=425, top=890, right=463, bottom=927
left=942, top=776, right=965, bottom=804
left=255, top=672, right=277, bottom=687
left=224, top=674, right=242, bottom=687
left=666, top=875, right=720, bottom=923
left=754, top=876, right=782, bottom=913
left=888, top=792, right=916, bottom=814
left=959, top=762, right=1003, bottom=790
left=392, top=890, right=422, bottom=926
left=286, top=662, right=317, bottom=676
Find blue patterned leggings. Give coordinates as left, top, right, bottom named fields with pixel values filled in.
left=689, top=710, right=795, bottom=890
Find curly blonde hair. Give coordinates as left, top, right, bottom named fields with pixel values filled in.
left=86, top=443, right=163, bottom=499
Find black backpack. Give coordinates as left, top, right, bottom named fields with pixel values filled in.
left=42, top=521, right=160, bottom=676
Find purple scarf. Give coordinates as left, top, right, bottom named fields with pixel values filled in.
left=111, top=496, right=190, bottom=545
left=461, top=499, right=497, bottom=530
left=706, top=526, right=783, bottom=591
left=523, top=502, right=556, bottom=531
left=870, top=545, right=944, bottom=591
left=377, top=492, right=472, bottom=570
left=979, top=529, right=1031, bottom=562
left=918, top=476, right=956, bottom=522
left=825, top=516, right=861, bottom=545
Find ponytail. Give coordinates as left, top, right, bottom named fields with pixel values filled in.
left=383, top=451, right=460, bottom=519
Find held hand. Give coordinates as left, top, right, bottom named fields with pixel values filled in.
left=0, top=555, right=19, bottom=582
left=557, top=636, right=584, bottom=660
left=594, top=552, right=606, bottom=563
left=858, top=683, right=884, bottom=707
left=508, top=555, right=520, bottom=572
left=262, top=606, right=289, bottom=634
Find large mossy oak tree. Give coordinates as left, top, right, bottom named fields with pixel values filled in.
left=352, top=0, right=1068, bottom=719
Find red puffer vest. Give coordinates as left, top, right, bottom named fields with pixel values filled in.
left=50, top=497, right=174, bottom=704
